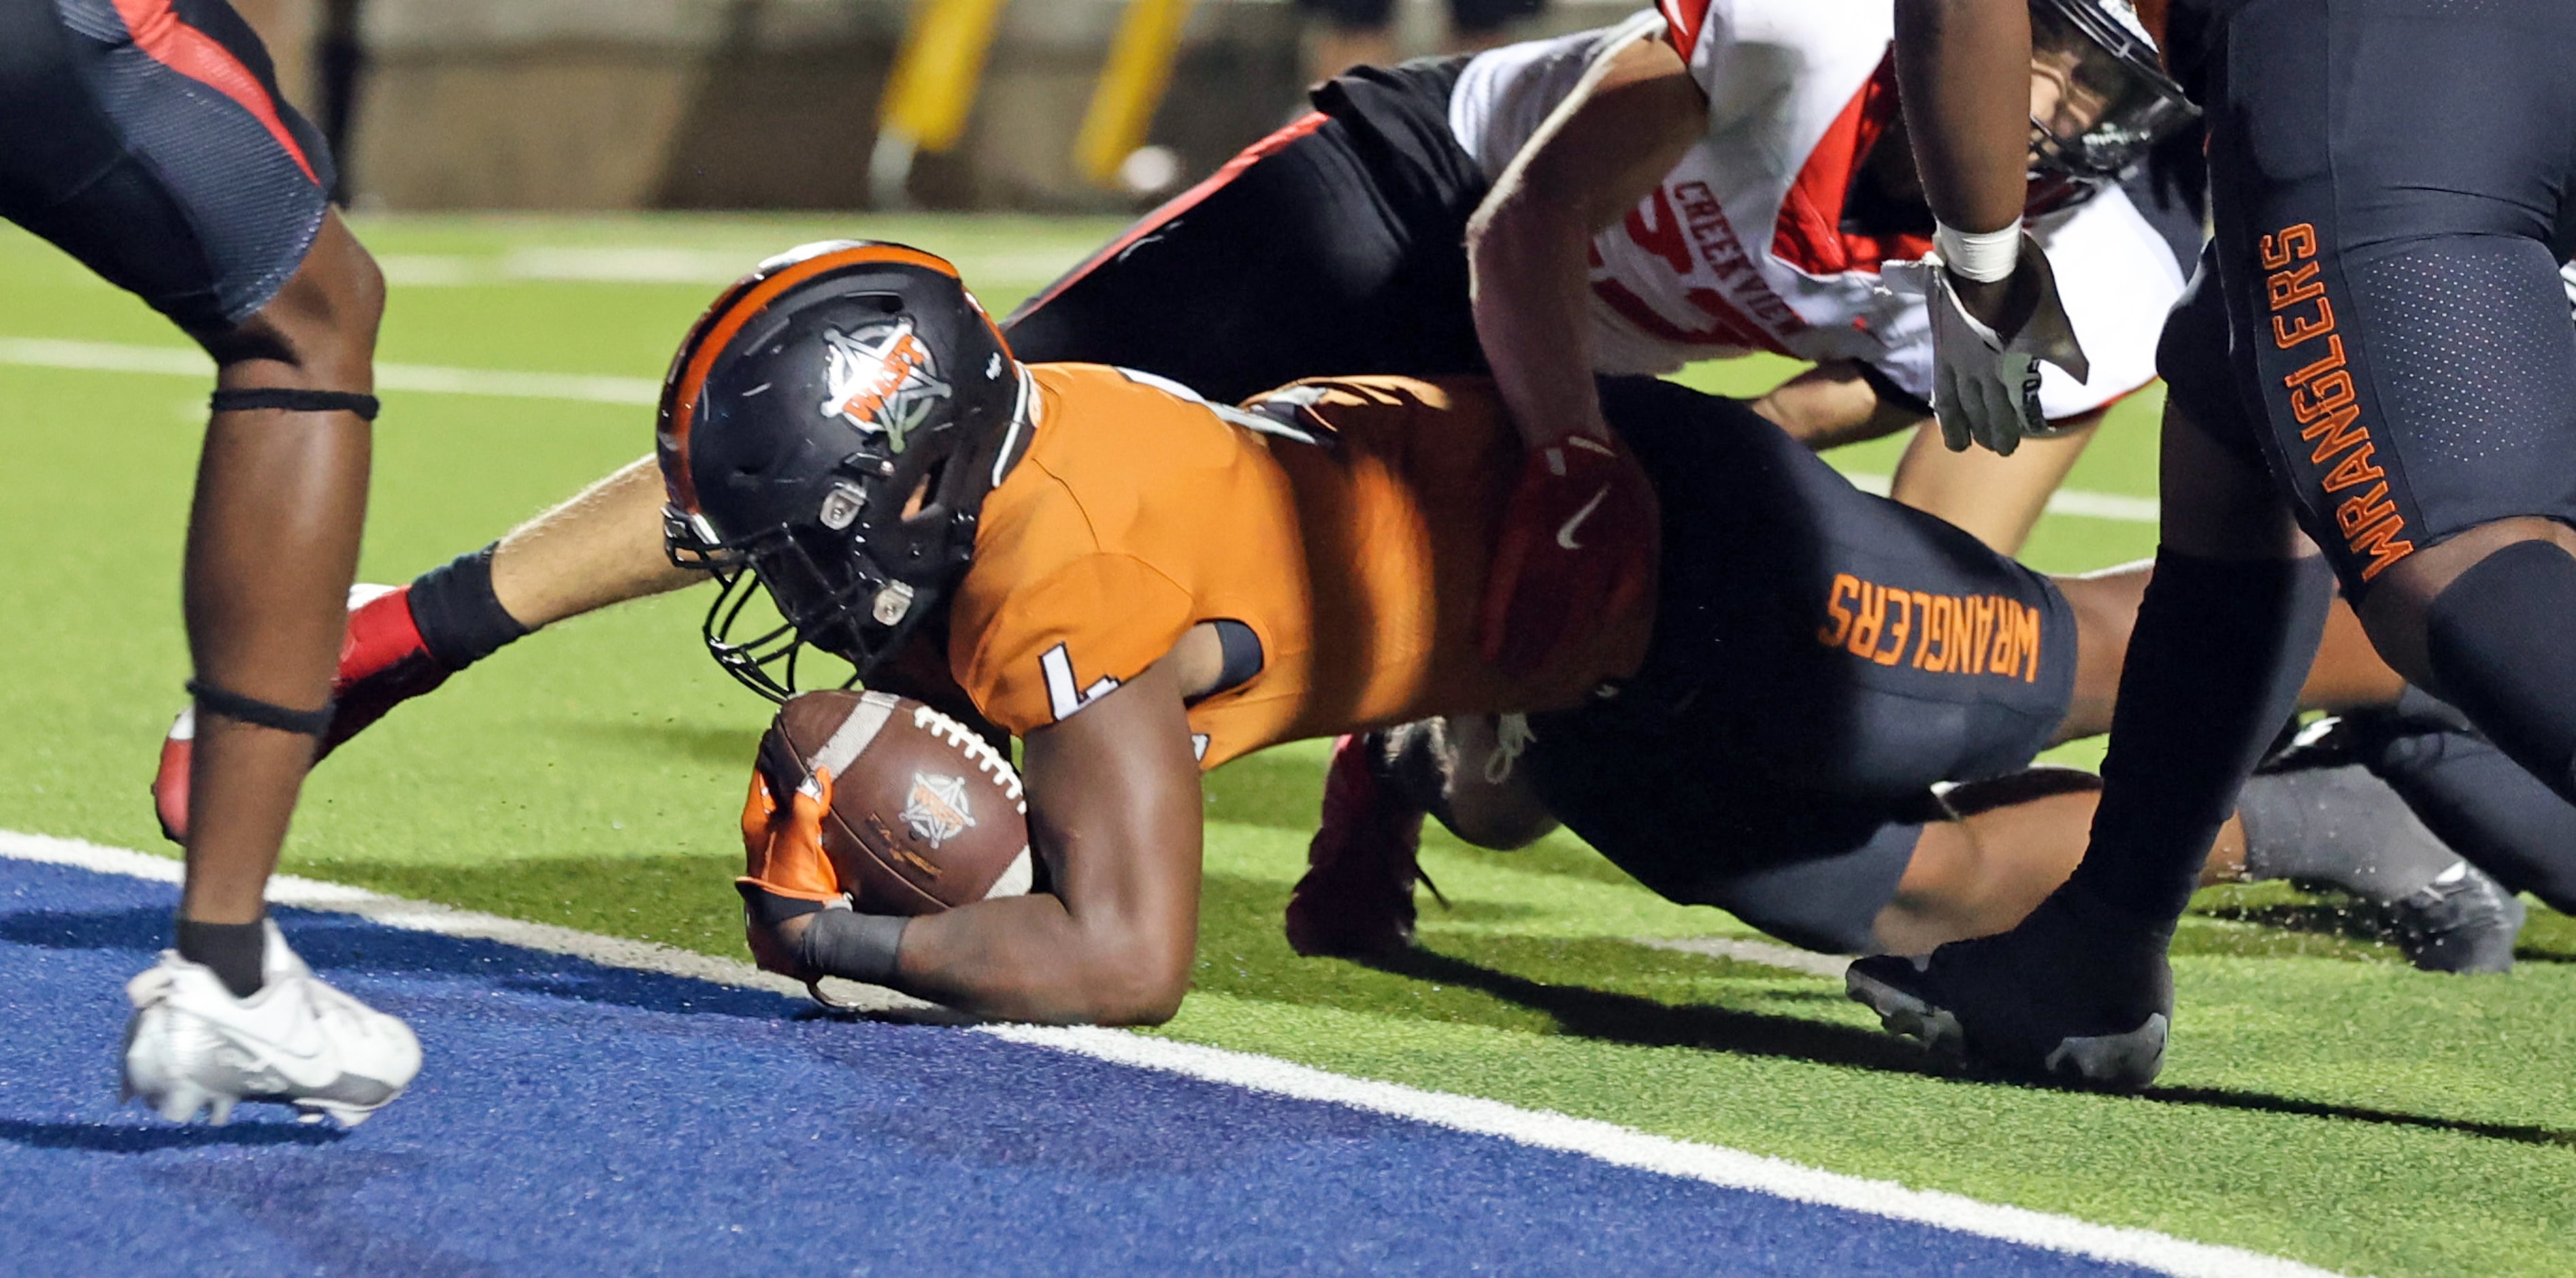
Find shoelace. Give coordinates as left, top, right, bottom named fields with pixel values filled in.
left=1482, top=713, right=1534, bottom=786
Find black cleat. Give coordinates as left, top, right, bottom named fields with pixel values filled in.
left=1847, top=887, right=2174, bottom=1091
left=2388, top=864, right=2526, bottom=974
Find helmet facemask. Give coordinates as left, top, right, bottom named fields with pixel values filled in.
left=2025, top=0, right=2199, bottom=195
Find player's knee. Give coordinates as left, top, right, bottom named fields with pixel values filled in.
left=214, top=217, right=384, bottom=380
left=1437, top=785, right=1557, bottom=851
left=2360, top=517, right=2576, bottom=686
left=1425, top=715, right=1559, bottom=849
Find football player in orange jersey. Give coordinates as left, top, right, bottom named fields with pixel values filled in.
left=668, top=243, right=2520, bottom=1024
left=148, top=0, right=2202, bottom=847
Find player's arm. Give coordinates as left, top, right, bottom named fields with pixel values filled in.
left=1466, top=31, right=1703, bottom=450
left=785, top=657, right=1207, bottom=1026
left=1890, top=0, right=2094, bottom=456
left=1465, top=31, right=1699, bottom=674
left=1891, top=0, right=2033, bottom=255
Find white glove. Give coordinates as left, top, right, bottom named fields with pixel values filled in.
left=1891, top=240, right=2093, bottom=457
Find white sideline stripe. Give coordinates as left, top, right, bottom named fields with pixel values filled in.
left=0, top=829, right=929, bottom=1015
left=1845, top=471, right=2158, bottom=524
left=375, top=247, right=1093, bottom=290
left=1636, top=934, right=1853, bottom=979
left=0, top=337, right=660, bottom=407
left=0, top=828, right=2340, bottom=1278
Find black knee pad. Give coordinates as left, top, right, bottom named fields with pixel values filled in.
left=2425, top=539, right=2576, bottom=801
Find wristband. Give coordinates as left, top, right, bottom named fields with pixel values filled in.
left=798, top=908, right=908, bottom=985
left=1934, top=218, right=2023, bottom=284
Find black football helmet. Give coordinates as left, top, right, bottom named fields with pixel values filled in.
left=657, top=240, right=1031, bottom=700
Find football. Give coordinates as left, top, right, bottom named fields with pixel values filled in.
left=758, top=689, right=1034, bottom=915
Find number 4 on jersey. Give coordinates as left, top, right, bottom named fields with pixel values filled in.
left=1040, top=643, right=1120, bottom=721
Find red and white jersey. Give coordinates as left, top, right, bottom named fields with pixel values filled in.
left=1447, top=3, right=2183, bottom=420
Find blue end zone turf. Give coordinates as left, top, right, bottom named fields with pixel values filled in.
left=0, top=857, right=2160, bottom=1275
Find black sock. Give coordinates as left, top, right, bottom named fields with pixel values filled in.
left=2237, top=764, right=2458, bottom=901
left=2426, top=540, right=2576, bottom=804
left=2068, top=551, right=2336, bottom=926
left=176, top=918, right=266, bottom=999
left=408, top=542, right=531, bottom=669
left=2363, top=724, right=2576, bottom=913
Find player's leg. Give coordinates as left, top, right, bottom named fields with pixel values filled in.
left=153, top=451, right=695, bottom=841
left=2048, top=554, right=2402, bottom=744
left=1745, top=363, right=2100, bottom=555
left=1501, top=377, right=2083, bottom=954
left=1285, top=715, right=1559, bottom=958
left=1852, top=0, right=2576, bottom=1085
left=182, top=211, right=381, bottom=932
left=1883, top=413, right=2098, bottom=555
left=1879, top=773, right=2198, bottom=955
left=2315, top=701, right=2576, bottom=915
left=0, top=0, right=420, bottom=1122
left=2213, top=0, right=2576, bottom=805
left=1002, top=66, right=1488, bottom=403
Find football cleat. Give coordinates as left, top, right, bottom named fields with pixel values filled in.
left=153, top=584, right=453, bottom=844
left=122, top=921, right=421, bottom=1127
left=1847, top=886, right=2174, bottom=1091
left=1285, top=734, right=1434, bottom=960
left=2388, top=862, right=2526, bottom=974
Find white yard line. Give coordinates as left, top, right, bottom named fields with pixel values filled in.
left=1, top=828, right=2339, bottom=1278
left=0, top=335, right=2160, bottom=522
left=375, top=247, right=1093, bottom=289
left=1635, top=934, right=1853, bottom=979
left=1845, top=470, right=2158, bottom=524
left=0, top=336, right=659, bottom=407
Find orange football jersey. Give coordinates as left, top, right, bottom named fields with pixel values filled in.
left=945, top=365, right=1655, bottom=768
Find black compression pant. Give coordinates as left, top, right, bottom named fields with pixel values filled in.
left=2081, top=0, right=2576, bottom=926
left=0, top=0, right=335, bottom=333
left=1002, top=110, right=1487, bottom=405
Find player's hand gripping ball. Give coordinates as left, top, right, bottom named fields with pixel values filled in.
left=740, top=690, right=1034, bottom=917
left=1479, top=432, right=1659, bottom=677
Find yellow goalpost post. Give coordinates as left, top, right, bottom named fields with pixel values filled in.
left=870, top=0, right=1200, bottom=206
left=1076, top=0, right=1198, bottom=192
left=871, top=0, right=1013, bottom=208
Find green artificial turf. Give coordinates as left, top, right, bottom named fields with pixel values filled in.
left=1, top=216, right=2569, bottom=1277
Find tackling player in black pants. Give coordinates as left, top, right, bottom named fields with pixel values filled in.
left=1, top=0, right=417, bottom=1123
left=1852, top=0, right=2576, bottom=1089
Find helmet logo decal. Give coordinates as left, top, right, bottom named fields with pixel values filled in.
left=901, top=771, right=976, bottom=849
left=819, top=320, right=952, bottom=453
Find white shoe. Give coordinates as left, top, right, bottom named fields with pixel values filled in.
left=121, top=921, right=422, bottom=1127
